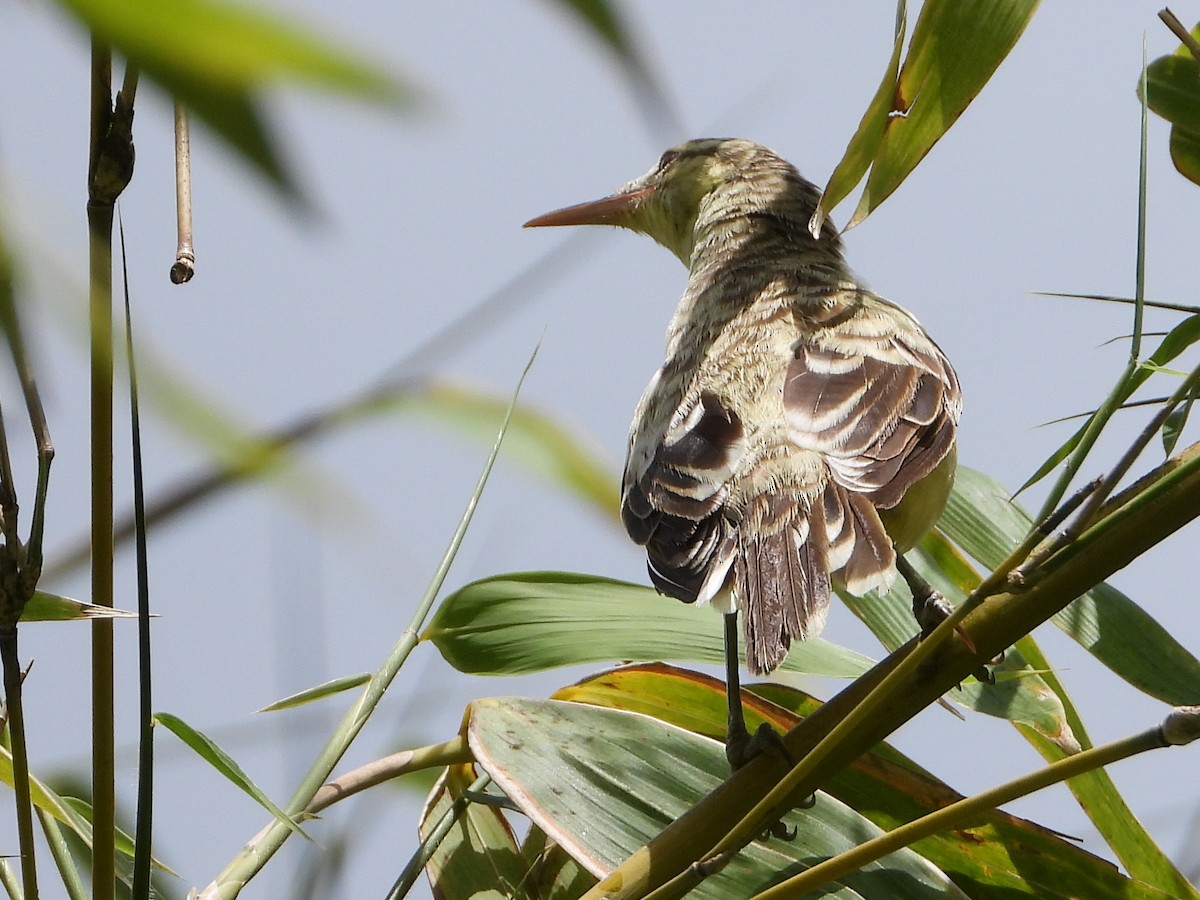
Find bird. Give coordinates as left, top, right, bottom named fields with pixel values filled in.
left=525, top=138, right=961, bottom=766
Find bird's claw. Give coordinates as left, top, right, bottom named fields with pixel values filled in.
left=726, top=721, right=794, bottom=771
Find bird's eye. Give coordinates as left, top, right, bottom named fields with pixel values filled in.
left=657, top=149, right=681, bottom=171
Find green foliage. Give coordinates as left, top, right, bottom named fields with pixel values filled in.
left=4, top=3, right=1200, bottom=900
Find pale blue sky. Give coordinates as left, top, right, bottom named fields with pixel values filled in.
left=1, top=2, right=1198, bottom=896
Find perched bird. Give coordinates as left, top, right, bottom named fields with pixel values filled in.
left=526, top=139, right=960, bottom=763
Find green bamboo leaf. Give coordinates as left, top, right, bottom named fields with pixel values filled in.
left=56, top=0, right=405, bottom=95
left=814, top=0, right=907, bottom=230
left=469, top=696, right=967, bottom=899
left=1169, top=122, right=1200, bottom=185
left=424, top=571, right=872, bottom=679
left=20, top=591, right=136, bottom=622
left=1162, top=398, right=1193, bottom=455
left=418, top=764, right=525, bottom=899
left=557, top=664, right=1174, bottom=900
left=1145, top=56, right=1200, bottom=136
left=256, top=673, right=370, bottom=713
left=55, top=0, right=412, bottom=190
left=850, top=0, right=1040, bottom=226
left=154, top=712, right=310, bottom=841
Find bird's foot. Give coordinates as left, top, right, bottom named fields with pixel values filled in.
left=907, top=570, right=1003, bottom=685
left=725, top=721, right=794, bottom=771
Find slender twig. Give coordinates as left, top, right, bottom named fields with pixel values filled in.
left=305, top=737, right=469, bottom=817
left=1032, top=291, right=1200, bottom=315
left=0, top=627, right=38, bottom=898
left=752, top=707, right=1200, bottom=899
left=171, top=103, right=195, bottom=284
left=1017, top=360, right=1200, bottom=580
left=386, top=772, right=492, bottom=900
left=1160, top=9, right=1200, bottom=61
left=37, top=809, right=87, bottom=900
left=0, top=856, right=22, bottom=900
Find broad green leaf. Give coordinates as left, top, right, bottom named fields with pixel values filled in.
left=814, top=0, right=907, bottom=231
left=154, top=712, right=309, bottom=841
left=21, top=591, right=136, bottom=622
left=56, top=0, right=411, bottom=190
left=60, top=798, right=145, bottom=878
left=407, top=383, right=619, bottom=523
left=418, top=763, right=525, bottom=899
left=1170, top=122, right=1200, bottom=184
left=257, top=673, right=370, bottom=713
left=850, top=0, right=1040, bottom=226
left=1144, top=53, right=1200, bottom=124
left=556, top=664, right=1175, bottom=900
left=424, top=571, right=872, bottom=679
left=469, top=696, right=967, bottom=899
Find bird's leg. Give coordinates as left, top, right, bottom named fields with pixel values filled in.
left=896, top=553, right=1000, bottom=684
left=722, top=614, right=796, bottom=770
left=723, top=614, right=809, bottom=835
left=723, top=613, right=755, bottom=769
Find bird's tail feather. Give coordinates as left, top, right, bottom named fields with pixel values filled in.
left=736, top=493, right=830, bottom=675
left=735, top=484, right=897, bottom=675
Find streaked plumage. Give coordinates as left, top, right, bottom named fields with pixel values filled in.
left=527, top=139, right=961, bottom=676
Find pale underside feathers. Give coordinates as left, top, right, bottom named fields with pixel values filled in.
left=611, top=140, right=962, bottom=676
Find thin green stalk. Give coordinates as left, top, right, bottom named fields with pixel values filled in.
left=0, top=857, right=22, bottom=900
left=87, top=196, right=116, bottom=900
left=752, top=709, right=1197, bottom=899
left=386, top=773, right=491, bottom=899
left=37, top=810, right=87, bottom=900
left=1, top=629, right=37, bottom=898
left=1035, top=359, right=1137, bottom=522
left=1037, top=48, right=1152, bottom=521
left=197, top=350, right=538, bottom=899
left=118, top=213, right=154, bottom=900
left=1131, top=36, right=1148, bottom=363
left=87, top=35, right=135, bottom=900
left=87, top=33, right=115, bottom=900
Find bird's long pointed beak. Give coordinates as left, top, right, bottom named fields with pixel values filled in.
left=524, top=186, right=654, bottom=228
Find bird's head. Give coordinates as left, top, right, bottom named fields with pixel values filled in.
left=525, top=139, right=834, bottom=266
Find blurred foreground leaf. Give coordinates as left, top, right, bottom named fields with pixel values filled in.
left=56, top=0, right=413, bottom=190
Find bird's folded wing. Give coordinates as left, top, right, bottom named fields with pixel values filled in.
left=785, top=325, right=961, bottom=510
